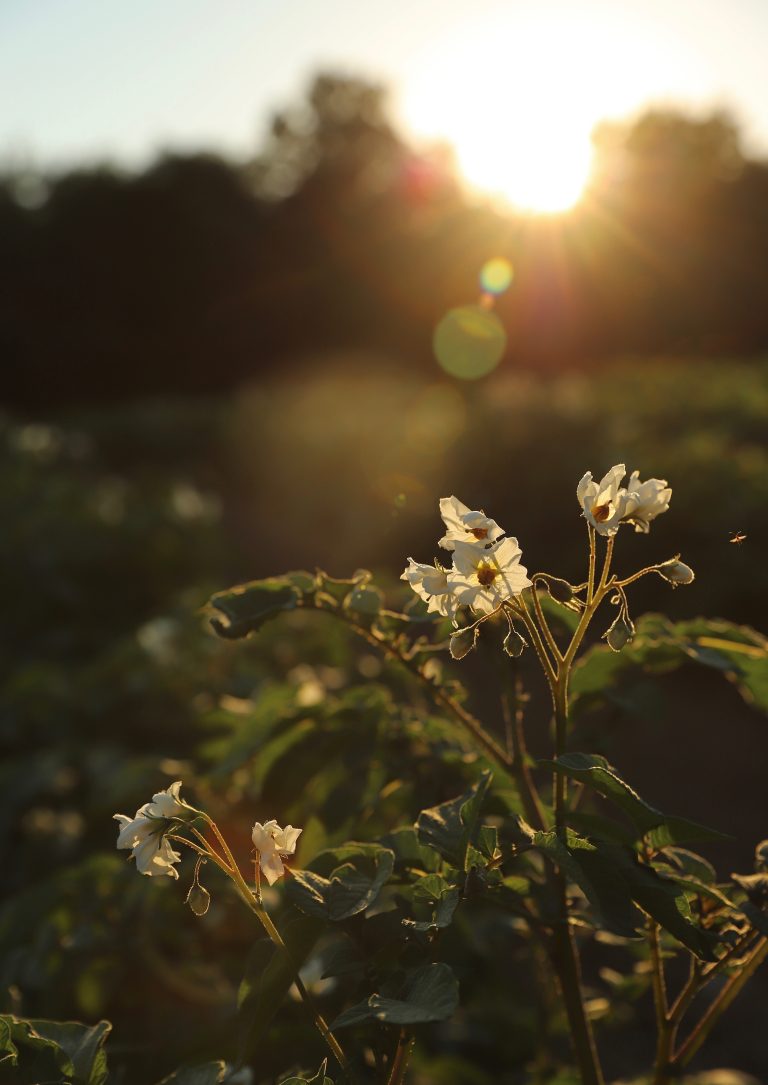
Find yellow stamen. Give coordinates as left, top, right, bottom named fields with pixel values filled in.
left=477, top=563, right=499, bottom=588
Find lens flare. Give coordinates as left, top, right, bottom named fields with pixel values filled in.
left=480, top=258, right=513, bottom=296
left=433, top=305, right=507, bottom=380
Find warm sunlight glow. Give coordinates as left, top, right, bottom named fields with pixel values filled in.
left=400, top=2, right=708, bottom=213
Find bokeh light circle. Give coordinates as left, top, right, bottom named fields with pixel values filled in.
left=433, top=305, right=507, bottom=380
left=480, top=257, right=514, bottom=295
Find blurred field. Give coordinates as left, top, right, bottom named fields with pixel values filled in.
left=4, top=354, right=768, bottom=1080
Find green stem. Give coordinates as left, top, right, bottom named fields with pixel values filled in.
left=648, top=921, right=672, bottom=1085
left=530, top=578, right=564, bottom=663
left=548, top=678, right=604, bottom=1085
left=536, top=527, right=607, bottom=1085
left=208, top=823, right=349, bottom=1072
left=502, top=685, right=547, bottom=829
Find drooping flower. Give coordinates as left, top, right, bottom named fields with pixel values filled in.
left=401, top=558, right=459, bottom=620
left=448, top=537, right=532, bottom=614
left=621, top=471, right=672, bottom=533
left=252, top=820, right=302, bottom=886
left=577, top=464, right=633, bottom=537
left=438, top=496, right=505, bottom=551
left=114, top=780, right=191, bottom=878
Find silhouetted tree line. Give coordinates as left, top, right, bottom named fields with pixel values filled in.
left=4, top=73, right=768, bottom=408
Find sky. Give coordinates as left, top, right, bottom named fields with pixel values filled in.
left=2, top=0, right=768, bottom=176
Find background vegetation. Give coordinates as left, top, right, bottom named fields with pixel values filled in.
left=4, top=72, right=768, bottom=1084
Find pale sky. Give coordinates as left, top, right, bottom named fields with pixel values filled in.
left=2, top=0, right=767, bottom=173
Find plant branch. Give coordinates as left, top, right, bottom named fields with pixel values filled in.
left=530, top=578, right=564, bottom=663
left=672, top=937, right=768, bottom=1068
left=648, top=921, right=672, bottom=1085
left=310, top=601, right=515, bottom=771
left=386, top=1029, right=414, bottom=1085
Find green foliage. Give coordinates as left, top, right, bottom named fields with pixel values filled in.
left=572, top=614, right=768, bottom=717
left=415, top=772, right=493, bottom=871
left=331, top=963, right=459, bottom=1028
left=0, top=1016, right=111, bottom=1085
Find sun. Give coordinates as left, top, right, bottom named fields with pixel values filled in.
left=399, top=2, right=707, bottom=214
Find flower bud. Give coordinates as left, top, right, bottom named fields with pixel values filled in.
left=450, top=626, right=478, bottom=660
left=658, top=559, right=695, bottom=587
left=503, top=627, right=527, bottom=658
left=186, top=882, right=211, bottom=916
left=540, top=575, right=574, bottom=604
left=604, top=611, right=635, bottom=652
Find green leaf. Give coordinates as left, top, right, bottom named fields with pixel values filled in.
left=27, top=1019, right=111, bottom=1085
left=416, top=771, right=492, bottom=871
left=0, top=1018, right=111, bottom=1085
left=646, top=817, right=729, bottom=849
left=208, top=578, right=301, bottom=638
left=531, top=830, right=718, bottom=957
left=0, top=1017, right=18, bottom=1067
left=546, top=752, right=728, bottom=846
left=532, top=829, right=641, bottom=938
left=237, top=917, right=325, bottom=1058
left=544, top=752, right=664, bottom=835
left=381, top=827, right=442, bottom=873
left=288, top=844, right=395, bottom=921
left=403, top=874, right=460, bottom=931
left=331, top=963, right=459, bottom=1029
left=343, top=584, right=383, bottom=622
left=571, top=615, right=768, bottom=718
left=155, top=1063, right=227, bottom=1085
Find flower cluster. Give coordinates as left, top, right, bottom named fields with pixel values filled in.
left=114, top=781, right=191, bottom=878
left=577, top=464, right=671, bottom=537
left=402, top=496, right=531, bottom=621
left=115, top=782, right=301, bottom=888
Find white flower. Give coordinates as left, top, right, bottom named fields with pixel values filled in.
left=114, top=781, right=190, bottom=878
left=577, top=464, right=633, bottom=537
left=252, top=820, right=302, bottom=886
left=448, top=537, right=532, bottom=614
left=401, top=558, right=459, bottom=620
left=438, top=496, right=504, bottom=551
left=621, top=471, right=672, bottom=533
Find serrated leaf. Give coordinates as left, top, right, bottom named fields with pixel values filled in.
left=209, top=578, right=300, bottom=638
left=416, top=771, right=492, bottom=871
left=331, top=963, right=459, bottom=1029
